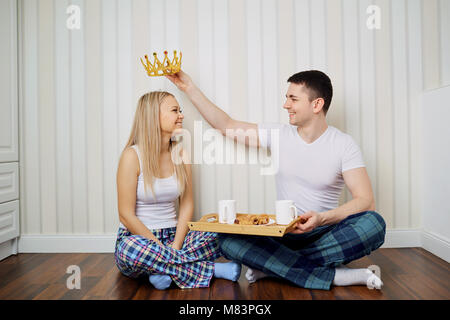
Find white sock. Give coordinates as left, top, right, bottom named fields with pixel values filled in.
left=332, top=267, right=383, bottom=289
left=214, top=262, right=241, bottom=282
left=245, top=268, right=269, bottom=283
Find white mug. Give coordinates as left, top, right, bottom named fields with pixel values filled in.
left=218, top=200, right=237, bottom=224
left=275, top=200, right=298, bottom=225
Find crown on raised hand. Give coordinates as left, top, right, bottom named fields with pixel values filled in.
left=140, top=50, right=182, bottom=77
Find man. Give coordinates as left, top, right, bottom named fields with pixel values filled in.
left=166, top=70, right=386, bottom=290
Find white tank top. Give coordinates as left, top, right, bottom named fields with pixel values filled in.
left=119, top=145, right=180, bottom=230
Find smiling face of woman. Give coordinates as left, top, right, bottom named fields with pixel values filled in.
left=159, top=95, right=184, bottom=135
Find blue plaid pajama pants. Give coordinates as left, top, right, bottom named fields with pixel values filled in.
left=219, top=211, right=386, bottom=290
left=114, top=227, right=222, bottom=288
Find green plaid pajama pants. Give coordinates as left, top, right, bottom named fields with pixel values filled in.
left=219, top=211, right=386, bottom=290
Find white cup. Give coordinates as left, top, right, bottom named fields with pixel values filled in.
left=275, top=200, right=298, bottom=225
left=218, top=200, right=237, bottom=224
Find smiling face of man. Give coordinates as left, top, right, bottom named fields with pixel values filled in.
left=284, top=70, right=333, bottom=127
left=283, top=83, right=322, bottom=127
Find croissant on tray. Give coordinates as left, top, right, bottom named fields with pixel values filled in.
left=258, top=214, right=270, bottom=225
left=234, top=214, right=270, bottom=225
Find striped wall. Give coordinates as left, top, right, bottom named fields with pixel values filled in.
left=18, top=0, right=450, bottom=235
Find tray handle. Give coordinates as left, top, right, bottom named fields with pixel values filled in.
left=283, top=216, right=303, bottom=233
left=199, top=213, right=218, bottom=222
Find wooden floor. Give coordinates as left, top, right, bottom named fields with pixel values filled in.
left=0, top=248, right=448, bottom=300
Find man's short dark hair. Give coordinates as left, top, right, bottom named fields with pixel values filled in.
left=287, top=70, right=333, bottom=115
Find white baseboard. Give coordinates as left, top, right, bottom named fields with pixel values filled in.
left=18, top=234, right=116, bottom=253
left=16, top=229, right=450, bottom=263
left=421, top=229, right=450, bottom=263
left=382, top=229, right=422, bottom=248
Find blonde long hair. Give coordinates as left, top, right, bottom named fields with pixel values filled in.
left=123, top=91, right=188, bottom=199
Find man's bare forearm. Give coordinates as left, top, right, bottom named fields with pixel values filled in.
left=319, top=197, right=375, bottom=226
left=185, top=84, right=231, bottom=134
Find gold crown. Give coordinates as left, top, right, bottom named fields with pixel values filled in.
left=140, top=50, right=182, bottom=77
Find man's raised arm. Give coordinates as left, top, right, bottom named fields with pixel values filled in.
left=166, top=70, right=260, bottom=147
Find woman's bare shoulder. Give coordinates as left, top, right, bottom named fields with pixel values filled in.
left=119, top=147, right=140, bottom=176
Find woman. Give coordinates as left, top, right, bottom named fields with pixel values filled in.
left=114, top=91, right=241, bottom=290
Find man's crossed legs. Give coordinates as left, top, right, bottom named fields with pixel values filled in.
left=218, top=211, right=386, bottom=290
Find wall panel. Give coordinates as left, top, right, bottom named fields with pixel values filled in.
left=18, top=0, right=449, bottom=235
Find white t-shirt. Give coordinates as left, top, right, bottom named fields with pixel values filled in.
left=258, top=123, right=365, bottom=214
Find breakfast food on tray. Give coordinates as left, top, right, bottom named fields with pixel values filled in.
left=258, top=214, right=270, bottom=224
left=189, top=213, right=301, bottom=237
left=234, top=214, right=270, bottom=225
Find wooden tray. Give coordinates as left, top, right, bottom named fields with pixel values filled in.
left=188, top=213, right=302, bottom=237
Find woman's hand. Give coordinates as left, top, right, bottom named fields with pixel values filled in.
left=169, top=242, right=182, bottom=251
left=152, top=238, right=164, bottom=247
left=165, top=70, right=194, bottom=92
